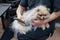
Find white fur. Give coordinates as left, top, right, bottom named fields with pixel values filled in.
left=12, top=20, right=33, bottom=34
left=11, top=5, right=50, bottom=35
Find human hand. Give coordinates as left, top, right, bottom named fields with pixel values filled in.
left=17, top=16, right=25, bottom=26
left=43, top=18, right=50, bottom=24
left=31, top=19, right=44, bottom=26
left=17, top=16, right=25, bottom=21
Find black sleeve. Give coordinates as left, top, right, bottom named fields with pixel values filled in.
left=54, top=0, right=60, bottom=12
left=19, top=0, right=28, bottom=7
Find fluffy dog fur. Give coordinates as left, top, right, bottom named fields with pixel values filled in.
left=11, top=5, right=50, bottom=34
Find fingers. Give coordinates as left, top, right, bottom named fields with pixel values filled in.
left=31, top=19, right=44, bottom=26
left=31, top=21, right=36, bottom=26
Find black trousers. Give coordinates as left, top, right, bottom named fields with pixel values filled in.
left=17, top=28, right=50, bottom=40
left=0, top=27, right=49, bottom=40
left=0, top=27, right=14, bottom=40
left=17, top=34, right=49, bottom=40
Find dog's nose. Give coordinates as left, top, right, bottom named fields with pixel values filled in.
left=41, top=17, right=45, bottom=20
left=43, top=17, right=45, bottom=20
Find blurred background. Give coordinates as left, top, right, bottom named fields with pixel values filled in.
left=0, top=0, right=60, bottom=40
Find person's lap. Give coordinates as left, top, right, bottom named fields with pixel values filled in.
left=0, top=26, right=14, bottom=40
left=0, top=21, right=55, bottom=40
left=17, top=28, right=50, bottom=40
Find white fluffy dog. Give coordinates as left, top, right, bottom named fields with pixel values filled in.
left=11, top=5, right=50, bottom=34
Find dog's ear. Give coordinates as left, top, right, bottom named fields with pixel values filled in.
left=37, top=9, right=40, bottom=12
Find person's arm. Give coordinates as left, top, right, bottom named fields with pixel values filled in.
left=32, top=0, right=60, bottom=26
left=32, top=11, right=60, bottom=26
left=44, top=0, right=60, bottom=24
left=16, top=5, right=25, bottom=20
left=16, top=5, right=26, bottom=26
left=16, top=0, right=28, bottom=20
left=44, top=11, right=60, bottom=24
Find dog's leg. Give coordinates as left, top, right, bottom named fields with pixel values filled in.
left=19, top=30, right=26, bottom=34
left=33, top=26, right=37, bottom=31
left=41, top=25, right=46, bottom=30
left=46, top=23, right=50, bottom=29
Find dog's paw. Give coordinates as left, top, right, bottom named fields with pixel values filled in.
left=19, top=30, right=27, bottom=34
left=42, top=27, right=46, bottom=30
left=46, top=23, right=50, bottom=28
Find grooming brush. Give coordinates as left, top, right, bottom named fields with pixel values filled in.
left=14, top=18, right=30, bottom=26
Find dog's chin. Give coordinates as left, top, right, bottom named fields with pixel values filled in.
left=39, top=17, right=48, bottom=21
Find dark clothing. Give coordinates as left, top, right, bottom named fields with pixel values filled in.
left=20, top=0, right=51, bottom=10
left=17, top=32, right=49, bottom=40
left=53, top=0, right=60, bottom=12
left=1, top=27, right=14, bottom=40
left=20, top=0, right=60, bottom=12
left=1, top=0, right=60, bottom=40
left=17, top=0, right=56, bottom=40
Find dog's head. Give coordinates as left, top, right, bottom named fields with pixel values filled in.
left=34, top=5, right=50, bottom=20
left=23, top=5, right=50, bottom=21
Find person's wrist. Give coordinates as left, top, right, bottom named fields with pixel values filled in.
left=44, top=18, right=50, bottom=24
left=17, top=16, right=24, bottom=21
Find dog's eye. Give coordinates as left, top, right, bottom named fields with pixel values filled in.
left=43, top=14, right=47, bottom=16
left=37, top=9, right=40, bottom=12
left=38, top=14, right=42, bottom=16
left=44, top=14, right=47, bottom=16
left=39, top=15, right=42, bottom=16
